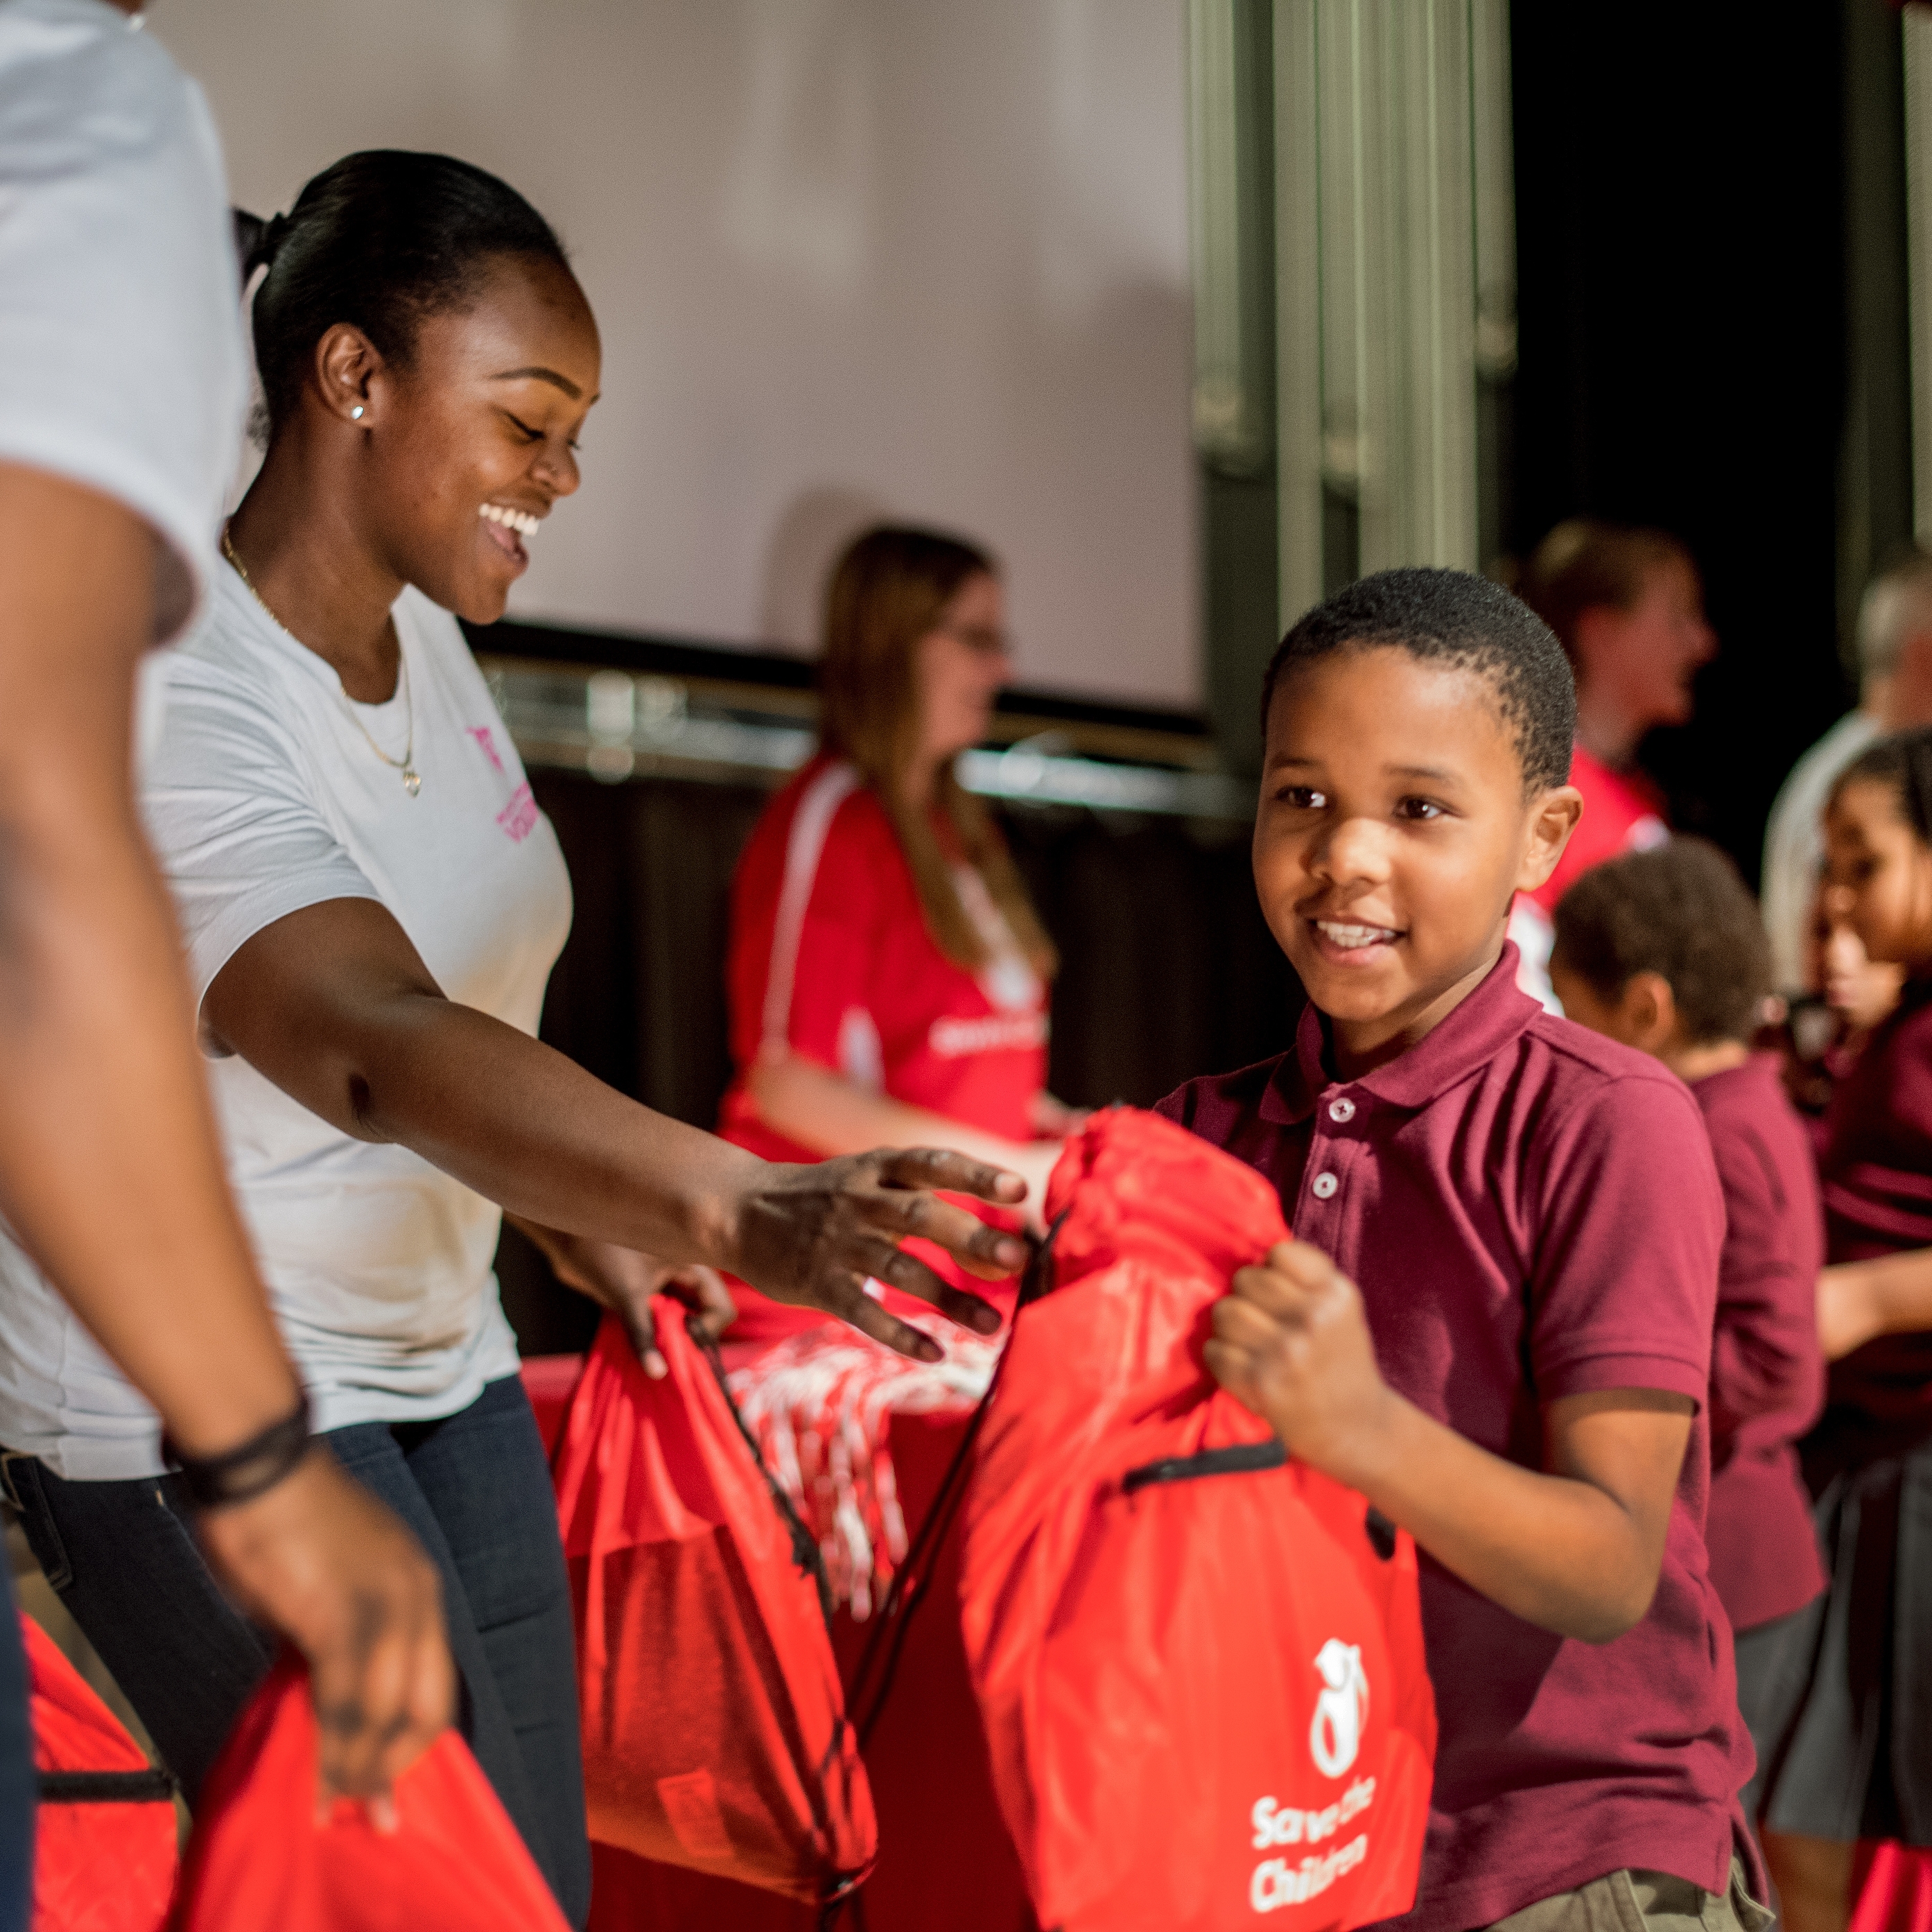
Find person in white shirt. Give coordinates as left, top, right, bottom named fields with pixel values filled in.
left=0, top=1, right=455, bottom=1899
left=0, top=148, right=1026, bottom=1926
left=1762, top=553, right=1932, bottom=997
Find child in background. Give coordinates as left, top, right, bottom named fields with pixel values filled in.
left=1816, top=912, right=1906, bottom=1074
left=1160, top=568, right=1764, bottom=1932
left=1779, top=903, right=1904, bottom=1119
left=1547, top=840, right=1826, bottom=1843
left=1753, top=729, right=1932, bottom=1932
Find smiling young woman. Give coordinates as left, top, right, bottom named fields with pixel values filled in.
left=0, top=153, right=1027, bottom=1929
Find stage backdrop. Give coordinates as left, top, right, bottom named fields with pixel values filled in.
left=152, top=0, right=1200, bottom=709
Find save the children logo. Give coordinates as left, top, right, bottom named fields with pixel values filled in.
left=1308, top=1639, right=1368, bottom=1779
left=1248, top=1778, right=1377, bottom=1915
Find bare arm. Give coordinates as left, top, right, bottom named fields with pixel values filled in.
left=0, top=464, right=450, bottom=1800
left=1206, top=1241, right=1694, bottom=1642
left=1817, top=1248, right=1932, bottom=1359
left=748, top=1054, right=1063, bottom=1225
left=202, top=898, right=1029, bottom=1361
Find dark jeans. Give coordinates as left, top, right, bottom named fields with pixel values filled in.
left=4, top=1375, right=589, bottom=1927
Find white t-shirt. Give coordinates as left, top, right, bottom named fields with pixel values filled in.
left=0, top=567, right=575, bottom=1475
left=0, top=0, right=246, bottom=642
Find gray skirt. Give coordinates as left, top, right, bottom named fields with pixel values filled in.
left=1755, top=1433, right=1932, bottom=1845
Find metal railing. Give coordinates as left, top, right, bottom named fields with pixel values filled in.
left=480, top=658, right=1257, bottom=825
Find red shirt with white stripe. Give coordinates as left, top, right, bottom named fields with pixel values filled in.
left=719, top=756, right=1047, bottom=1341
left=1526, top=742, right=1669, bottom=915
left=1513, top=744, right=1671, bottom=1010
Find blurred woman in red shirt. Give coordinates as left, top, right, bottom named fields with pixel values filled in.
left=720, top=525, right=1072, bottom=1344
left=1509, top=519, right=1716, bottom=1002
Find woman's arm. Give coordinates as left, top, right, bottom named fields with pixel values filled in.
left=747, top=1054, right=1062, bottom=1223
left=1206, top=1240, right=1693, bottom=1642
left=1816, top=1248, right=1932, bottom=1359
left=0, top=465, right=451, bottom=1804
left=202, top=897, right=1027, bottom=1361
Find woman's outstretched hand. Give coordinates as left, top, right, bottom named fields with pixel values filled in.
left=726, top=1149, right=1029, bottom=1361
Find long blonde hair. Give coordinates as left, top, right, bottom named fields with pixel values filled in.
left=817, top=525, right=1058, bottom=979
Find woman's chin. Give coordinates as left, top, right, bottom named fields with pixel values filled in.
left=447, top=573, right=514, bottom=626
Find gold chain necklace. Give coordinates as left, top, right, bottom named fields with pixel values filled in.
left=220, top=524, right=421, bottom=797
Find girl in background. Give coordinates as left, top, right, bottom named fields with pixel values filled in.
left=1547, top=839, right=1827, bottom=1854
left=1759, top=728, right=1932, bottom=1931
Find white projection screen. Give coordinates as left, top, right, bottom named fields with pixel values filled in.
left=152, top=0, right=1201, bottom=709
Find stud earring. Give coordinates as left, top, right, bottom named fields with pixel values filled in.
left=350, top=406, right=365, bottom=420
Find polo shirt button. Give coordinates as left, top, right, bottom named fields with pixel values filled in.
left=1328, top=1097, right=1356, bottom=1123
left=1311, top=1171, right=1339, bottom=1200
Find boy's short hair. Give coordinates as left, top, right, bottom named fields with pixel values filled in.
left=1551, top=839, right=1770, bottom=1044
left=1261, top=567, right=1576, bottom=796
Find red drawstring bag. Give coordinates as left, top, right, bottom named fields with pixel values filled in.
left=552, top=1302, right=876, bottom=1906
left=961, top=1107, right=1437, bottom=1932
left=1852, top=1843, right=1932, bottom=1932
left=167, top=1653, right=571, bottom=1932
left=24, top=1612, right=176, bottom=1932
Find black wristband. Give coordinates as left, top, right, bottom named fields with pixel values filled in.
left=162, top=1391, right=312, bottom=1511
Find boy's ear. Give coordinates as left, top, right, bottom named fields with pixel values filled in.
left=1618, top=971, right=1680, bottom=1053
left=1516, top=785, right=1584, bottom=894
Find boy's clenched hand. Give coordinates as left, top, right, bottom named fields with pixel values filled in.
left=1208, top=1239, right=1695, bottom=1642
left=1205, top=1240, right=1398, bottom=1487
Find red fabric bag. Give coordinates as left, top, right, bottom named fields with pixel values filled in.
left=553, top=1303, right=876, bottom=1906
left=1852, top=1843, right=1932, bottom=1932
left=961, top=1107, right=1436, bottom=1932
left=167, top=1653, right=569, bottom=1932
left=24, top=1612, right=175, bottom=1932
left=521, top=1353, right=585, bottom=1461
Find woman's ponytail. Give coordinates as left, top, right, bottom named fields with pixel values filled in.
left=229, top=208, right=291, bottom=284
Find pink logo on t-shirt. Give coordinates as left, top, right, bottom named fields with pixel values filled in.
left=497, top=782, right=537, bottom=843
left=469, top=726, right=507, bottom=775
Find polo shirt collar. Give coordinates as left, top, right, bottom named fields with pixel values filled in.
left=1260, top=942, right=1538, bottom=1124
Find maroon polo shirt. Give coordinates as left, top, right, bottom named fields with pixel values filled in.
left=1812, top=974, right=1932, bottom=1478
left=1692, top=1055, right=1827, bottom=1633
left=1157, top=946, right=1750, bottom=1932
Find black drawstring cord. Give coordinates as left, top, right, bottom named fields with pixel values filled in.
left=845, top=1211, right=1068, bottom=1752
left=690, top=1318, right=869, bottom=1908
left=701, top=1215, right=1068, bottom=1924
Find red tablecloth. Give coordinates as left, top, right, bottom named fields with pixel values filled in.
left=1852, top=1843, right=1932, bottom=1932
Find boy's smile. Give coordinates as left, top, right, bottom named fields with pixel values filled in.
left=1255, top=646, right=1579, bottom=1074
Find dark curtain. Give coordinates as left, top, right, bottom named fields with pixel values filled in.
left=1508, top=1, right=1852, bottom=885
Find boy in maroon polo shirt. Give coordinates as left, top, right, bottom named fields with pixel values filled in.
left=1160, top=569, right=1763, bottom=1932
left=1547, top=839, right=1827, bottom=1840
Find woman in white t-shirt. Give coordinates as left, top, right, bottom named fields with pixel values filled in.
left=0, top=150, right=1026, bottom=1927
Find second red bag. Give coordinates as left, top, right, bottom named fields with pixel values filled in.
left=961, top=1108, right=1438, bottom=1932
left=168, top=1653, right=569, bottom=1932
left=554, top=1303, right=876, bottom=1905
left=24, top=1612, right=175, bottom=1932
